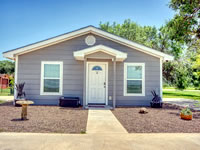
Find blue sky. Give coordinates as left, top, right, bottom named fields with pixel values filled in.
left=0, top=0, right=175, bottom=60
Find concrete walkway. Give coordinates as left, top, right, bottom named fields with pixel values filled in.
left=0, top=133, right=200, bottom=150
left=163, top=98, right=200, bottom=111
left=0, top=96, right=14, bottom=101
left=86, top=108, right=128, bottom=134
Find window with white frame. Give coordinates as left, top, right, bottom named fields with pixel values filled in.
left=40, top=61, right=63, bottom=95
left=124, top=63, right=145, bottom=96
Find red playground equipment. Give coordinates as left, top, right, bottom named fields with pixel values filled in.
left=0, top=74, right=9, bottom=89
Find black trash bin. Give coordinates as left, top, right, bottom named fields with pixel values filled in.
left=59, top=96, right=80, bottom=107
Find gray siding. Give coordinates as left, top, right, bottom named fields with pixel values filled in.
left=18, top=34, right=160, bottom=106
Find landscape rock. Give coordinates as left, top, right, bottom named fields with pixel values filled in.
left=139, top=107, right=148, bottom=114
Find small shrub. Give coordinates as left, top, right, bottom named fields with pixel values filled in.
left=0, top=128, right=4, bottom=132
left=163, top=61, right=192, bottom=90
left=80, top=130, right=86, bottom=134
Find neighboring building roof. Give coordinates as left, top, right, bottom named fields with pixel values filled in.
left=3, top=25, right=174, bottom=60
left=0, top=74, right=9, bottom=79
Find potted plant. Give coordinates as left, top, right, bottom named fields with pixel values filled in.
left=180, top=107, right=192, bottom=120
left=150, top=90, right=162, bottom=108
left=14, top=82, right=26, bottom=106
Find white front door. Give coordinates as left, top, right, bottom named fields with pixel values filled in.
left=87, top=62, right=107, bottom=104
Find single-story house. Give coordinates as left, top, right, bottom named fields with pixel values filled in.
left=3, top=26, right=173, bottom=108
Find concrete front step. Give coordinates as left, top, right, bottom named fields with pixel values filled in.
left=85, top=105, right=113, bottom=109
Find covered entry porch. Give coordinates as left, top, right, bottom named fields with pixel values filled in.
left=74, top=45, right=127, bottom=108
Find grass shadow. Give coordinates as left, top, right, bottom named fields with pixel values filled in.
left=0, top=101, right=13, bottom=106
left=11, top=118, right=29, bottom=121
left=59, top=107, right=85, bottom=110
left=169, top=112, right=180, bottom=117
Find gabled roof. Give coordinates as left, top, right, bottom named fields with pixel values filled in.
left=3, top=25, right=174, bottom=60
left=74, top=45, right=127, bottom=61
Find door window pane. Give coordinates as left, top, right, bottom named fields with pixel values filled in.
left=92, top=66, right=102, bottom=71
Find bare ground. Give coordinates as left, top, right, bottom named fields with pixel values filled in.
left=0, top=102, right=88, bottom=133
left=112, top=104, right=200, bottom=133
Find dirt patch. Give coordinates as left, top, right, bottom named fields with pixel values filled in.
left=0, top=102, right=88, bottom=133
left=112, top=104, right=200, bottom=133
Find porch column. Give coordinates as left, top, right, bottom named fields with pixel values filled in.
left=83, top=58, right=87, bottom=107
left=113, top=58, right=116, bottom=109
left=14, top=55, right=18, bottom=100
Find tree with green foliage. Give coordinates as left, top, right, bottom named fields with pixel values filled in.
left=186, top=39, right=200, bottom=89
left=100, top=19, right=160, bottom=50
left=99, top=0, right=200, bottom=90
left=163, top=61, right=192, bottom=90
left=168, top=0, right=200, bottom=43
left=0, top=60, right=15, bottom=75
left=158, top=25, right=183, bottom=59
left=100, top=19, right=184, bottom=59
left=174, top=61, right=192, bottom=89
left=167, top=0, right=200, bottom=89
left=99, top=19, right=192, bottom=90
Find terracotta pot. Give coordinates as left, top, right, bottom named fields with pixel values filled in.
left=180, top=113, right=192, bottom=120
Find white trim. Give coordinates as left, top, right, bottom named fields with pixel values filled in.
left=160, top=58, right=163, bottom=98
left=3, top=26, right=174, bottom=61
left=86, top=62, right=108, bottom=105
left=40, top=61, right=63, bottom=95
left=124, top=63, right=145, bottom=96
left=14, top=55, right=18, bottom=99
left=74, top=45, right=127, bottom=62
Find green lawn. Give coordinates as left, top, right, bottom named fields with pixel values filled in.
left=0, top=88, right=13, bottom=96
left=163, top=90, right=200, bottom=101
left=0, top=100, right=5, bottom=104
left=0, top=93, right=12, bottom=96
left=163, top=86, right=196, bottom=90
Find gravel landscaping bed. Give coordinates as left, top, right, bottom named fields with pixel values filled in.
left=0, top=102, right=88, bottom=133
left=112, top=104, right=200, bottom=133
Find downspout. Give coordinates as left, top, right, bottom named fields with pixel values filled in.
left=14, top=55, right=18, bottom=104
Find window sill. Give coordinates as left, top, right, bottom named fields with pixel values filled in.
left=124, top=93, right=145, bottom=96
left=40, top=92, right=62, bottom=96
